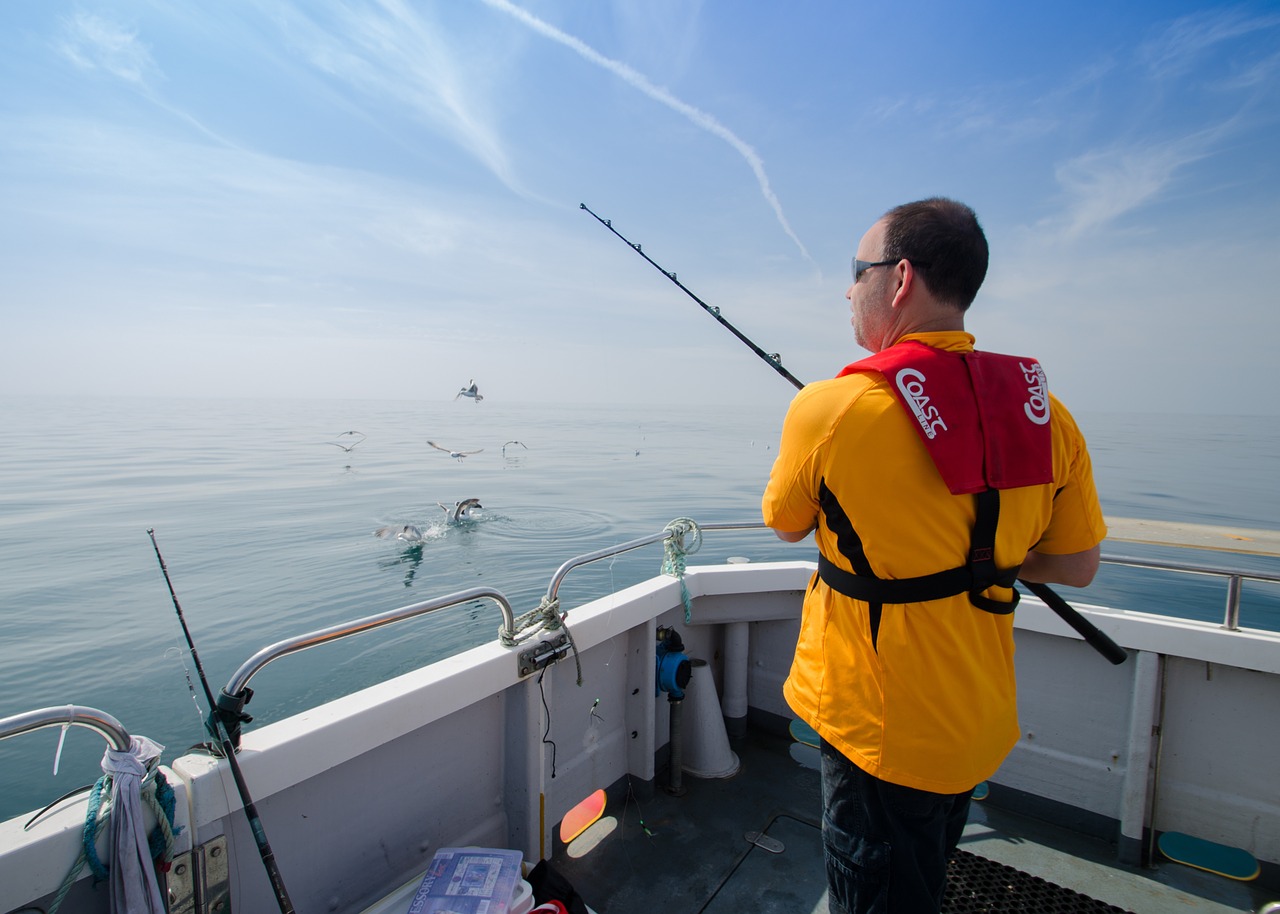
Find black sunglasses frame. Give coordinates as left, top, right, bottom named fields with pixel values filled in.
left=851, top=257, right=932, bottom=282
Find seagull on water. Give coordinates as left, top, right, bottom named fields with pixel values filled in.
left=437, top=498, right=483, bottom=524
left=373, top=523, right=426, bottom=543
left=502, top=440, right=528, bottom=456
left=427, top=440, right=483, bottom=461
left=325, top=430, right=366, bottom=452
left=455, top=380, right=483, bottom=402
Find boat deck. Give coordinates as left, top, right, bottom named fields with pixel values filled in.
left=548, top=721, right=1274, bottom=914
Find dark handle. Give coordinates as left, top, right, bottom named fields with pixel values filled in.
left=1019, top=580, right=1128, bottom=665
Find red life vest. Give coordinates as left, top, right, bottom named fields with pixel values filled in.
left=837, top=341, right=1053, bottom=494
left=817, top=341, right=1055, bottom=616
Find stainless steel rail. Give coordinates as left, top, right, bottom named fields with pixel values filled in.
left=544, top=520, right=766, bottom=605
left=540, top=522, right=1278, bottom=632
left=0, top=705, right=131, bottom=752
left=217, top=524, right=1278, bottom=701
left=223, top=586, right=515, bottom=698
left=1099, top=551, right=1280, bottom=631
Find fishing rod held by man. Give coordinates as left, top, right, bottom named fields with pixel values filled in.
left=580, top=203, right=805, bottom=390
left=582, top=205, right=1123, bottom=667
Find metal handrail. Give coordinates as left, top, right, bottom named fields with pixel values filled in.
left=217, top=525, right=1278, bottom=700
left=1099, top=552, right=1280, bottom=631
left=0, top=705, right=131, bottom=752
left=544, top=520, right=767, bottom=605
left=540, top=523, right=1278, bottom=632
left=223, top=586, right=515, bottom=698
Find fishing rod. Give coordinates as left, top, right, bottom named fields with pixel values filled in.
left=580, top=203, right=806, bottom=390
left=147, top=529, right=297, bottom=914
left=582, top=206, right=1126, bottom=666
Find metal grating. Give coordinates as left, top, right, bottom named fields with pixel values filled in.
left=943, top=850, right=1135, bottom=914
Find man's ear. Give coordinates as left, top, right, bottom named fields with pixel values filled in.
left=889, top=260, right=915, bottom=310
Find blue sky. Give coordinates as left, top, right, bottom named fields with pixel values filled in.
left=2, top=1, right=1277, bottom=413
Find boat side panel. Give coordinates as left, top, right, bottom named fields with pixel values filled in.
left=1000, top=629, right=1136, bottom=816
left=176, top=693, right=513, bottom=914
left=1155, top=657, right=1280, bottom=866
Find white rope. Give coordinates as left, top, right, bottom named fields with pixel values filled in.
left=500, top=595, right=583, bottom=685
left=662, top=517, right=703, bottom=622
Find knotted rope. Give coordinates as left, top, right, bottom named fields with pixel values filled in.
left=49, top=762, right=178, bottom=914
left=661, top=517, right=703, bottom=622
left=500, top=594, right=583, bottom=685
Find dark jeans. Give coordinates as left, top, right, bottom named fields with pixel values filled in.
left=820, top=739, right=973, bottom=914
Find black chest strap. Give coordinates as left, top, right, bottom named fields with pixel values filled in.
left=816, top=483, right=1021, bottom=615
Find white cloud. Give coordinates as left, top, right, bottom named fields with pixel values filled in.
left=55, top=11, right=159, bottom=86
left=476, top=0, right=812, bottom=265
left=1138, top=8, right=1280, bottom=80
left=270, top=0, right=530, bottom=197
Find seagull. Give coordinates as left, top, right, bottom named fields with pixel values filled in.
left=427, top=440, right=483, bottom=461
left=437, top=498, right=483, bottom=524
left=373, top=523, right=426, bottom=543
left=502, top=440, right=528, bottom=456
left=455, top=380, right=483, bottom=403
left=325, top=430, right=366, bottom=452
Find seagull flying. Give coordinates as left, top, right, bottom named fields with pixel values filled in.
left=437, top=498, right=483, bottom=524
left=502, top=440, right=528, bottom=456
left=325, top=430, right=366, bottom=452
left=455, top=380, right=483, bottom=402
left=427, top=440, right=483, bottom=461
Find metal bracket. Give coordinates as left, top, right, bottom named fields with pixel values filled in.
left=517, top=633, right=571, bottom=677
left=167, top=849, right=196, bottom=914
left=745, top=830, right=785, bottom=854
left=167, top=835, right=230, bottom=913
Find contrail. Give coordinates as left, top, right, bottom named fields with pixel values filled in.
left=478, top=0, right=813, bottom=264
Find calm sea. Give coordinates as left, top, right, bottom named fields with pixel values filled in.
left=1, top=396, right=1277, bottom=821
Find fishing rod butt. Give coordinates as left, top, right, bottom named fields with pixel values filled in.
left=1020, top=580, right=1128, bottom=665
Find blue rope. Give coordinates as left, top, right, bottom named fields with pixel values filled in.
left=82, top=776, right=111, bottom=884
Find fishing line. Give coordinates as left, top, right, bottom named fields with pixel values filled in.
left=582, top=207, right=1126, bottom=665
left=147, top=529, right=297, bottom=914
left=165, top=644, right=215, bottom=743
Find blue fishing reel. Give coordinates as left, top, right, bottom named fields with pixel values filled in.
left=655, top=626, right=691, bottom=700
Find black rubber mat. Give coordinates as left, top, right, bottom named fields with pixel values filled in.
left=944, top=850, right=1134, bottom=914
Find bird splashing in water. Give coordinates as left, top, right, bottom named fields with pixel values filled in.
left=437, top=498, right=483, bottom=524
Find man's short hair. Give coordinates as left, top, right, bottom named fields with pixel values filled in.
left=881, top=198, right=988, bottom=310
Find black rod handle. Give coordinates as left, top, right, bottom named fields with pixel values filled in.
left=1020, top=580, right=1127, bottom=665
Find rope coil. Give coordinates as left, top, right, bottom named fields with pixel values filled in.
left=501, top=596, right=583, bottom=685
left=662, top=517, right=703, bottom=622
left=49, top=769, right=178, bottom=913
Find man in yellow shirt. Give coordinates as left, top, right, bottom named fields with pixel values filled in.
left=762, top=197, right=1106, bottom=914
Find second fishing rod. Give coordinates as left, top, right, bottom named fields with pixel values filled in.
left=582, top=204, right=1125, bottom=666
left=148, top=529, right=297, bottom=914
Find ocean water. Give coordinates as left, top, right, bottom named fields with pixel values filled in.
left=0, top=396, right=1277, bottom=822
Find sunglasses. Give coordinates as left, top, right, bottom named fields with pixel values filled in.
left=851, top=257, right=931, bottom=282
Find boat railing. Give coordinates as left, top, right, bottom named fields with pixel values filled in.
left=0, top=705, right=131, bottom=752
left=1099, top=552, right=1280, bottom=631
left=543, top=520, right=767, bottom=605
left=542, top=519, right=1278, bottom=632
left=207, top=522, right=1276, bottom=745
left=215, top=586, right=515, bottom=747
